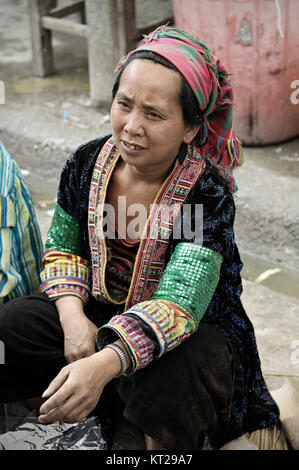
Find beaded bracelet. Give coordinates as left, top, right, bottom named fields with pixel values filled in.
left=104, top=343, right=128, bottom=377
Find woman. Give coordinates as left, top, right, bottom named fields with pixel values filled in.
left=0, top=26, right=280, bottom=450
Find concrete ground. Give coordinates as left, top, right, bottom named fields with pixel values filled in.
left=0, top=0, right=299, bottom=450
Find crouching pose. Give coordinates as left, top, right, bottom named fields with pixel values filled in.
left=0, top=26, right=280, bottom=450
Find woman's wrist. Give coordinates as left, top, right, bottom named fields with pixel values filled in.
left=94, top=348, right=123, bottom=381
left=114, top=339, right=132, bottom=369
left=96, top=340, right=132, bottom=380
left=104, top=343, right=128, bottom=377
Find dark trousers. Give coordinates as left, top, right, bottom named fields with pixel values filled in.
left=0, top=292, right=115, bottom=402
left=0, top=292, right=234, bottom=449
left=0, top=293, right=67, bottom=402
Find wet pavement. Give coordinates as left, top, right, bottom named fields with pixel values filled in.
left=0, top=0, right=299, bottom=450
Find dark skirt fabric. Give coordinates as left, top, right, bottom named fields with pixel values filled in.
left=0, top=292, right=113, bottom=403
left=0, top=293, right=67, bottom=402
left=0, top=293, right=234, bottom=449
left=115, top=322, right=234, bottom=450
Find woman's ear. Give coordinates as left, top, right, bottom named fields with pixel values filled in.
left=183, top=124, right=201, bottom=144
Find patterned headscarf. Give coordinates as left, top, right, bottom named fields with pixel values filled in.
left=116, top=25, right=244, bottom=192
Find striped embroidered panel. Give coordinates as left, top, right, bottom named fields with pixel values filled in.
left=40, top=249, right=90, bottom=303
left=97, top=313, right=155, bottom=374
left=41, top=203, right=90, bottom=303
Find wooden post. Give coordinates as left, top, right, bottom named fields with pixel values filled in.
left=123, top=0, right=137, bottom=53
left=85, top=0, right=133, bottom=106
left=28, top=0, right=57, bottom=77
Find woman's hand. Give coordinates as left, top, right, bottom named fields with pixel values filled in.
left=55, top=296, right=98, bottom=363
left=38, top=347, right=123, bottom=424
left=63, top=312, right=99, bottom=363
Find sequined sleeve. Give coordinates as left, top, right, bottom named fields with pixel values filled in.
left=40, top=203, right=90, bottom=303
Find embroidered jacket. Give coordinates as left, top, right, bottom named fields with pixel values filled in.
left=40, top=136, right=279, bottom=444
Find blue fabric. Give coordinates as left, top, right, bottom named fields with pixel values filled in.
left=0, top=142, right=44, bottom=302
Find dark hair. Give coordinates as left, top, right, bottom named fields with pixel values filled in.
left=112, top=50, right=203, bottom=132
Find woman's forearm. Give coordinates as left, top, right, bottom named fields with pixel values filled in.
left=55, top=295, right=85, bottom=326
left=55, top=295, right=132, bottom=373
left=55, top=295, right=98, bottom=362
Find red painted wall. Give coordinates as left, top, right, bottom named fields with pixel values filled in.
left=173, top=0, right=299, bottom=145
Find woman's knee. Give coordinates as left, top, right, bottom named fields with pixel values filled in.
left=0, top=293, right=64, bottom=369
left=0, top=293, right=60, bottom=346
left=0, top=297, right=22, bottom=339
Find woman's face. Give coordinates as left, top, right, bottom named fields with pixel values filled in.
left=110, top=59, right=198, bottom=175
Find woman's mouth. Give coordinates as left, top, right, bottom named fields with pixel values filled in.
left=121, top=140, right=145, bottom=153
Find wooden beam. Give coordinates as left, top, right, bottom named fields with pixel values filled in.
left=49, top=1, right=85, bottom=19
left=41, top=16, right=88, bottom=38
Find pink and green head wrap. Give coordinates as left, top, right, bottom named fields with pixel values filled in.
left=116, top=25, right=244, bottom=192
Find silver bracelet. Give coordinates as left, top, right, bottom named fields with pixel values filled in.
left=104, top=343, right=128, bottom=377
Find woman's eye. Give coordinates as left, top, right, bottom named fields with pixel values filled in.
left=148, top=111, right=161, bottom=119
left=118, top=101, right=129, bottom=108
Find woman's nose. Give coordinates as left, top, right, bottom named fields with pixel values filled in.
left=124, top=111, right=144, bottom=137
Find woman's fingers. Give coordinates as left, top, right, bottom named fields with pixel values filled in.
left=38, top=353, right=112, bottom=425
left=38, top=383, right=77, bottom=423
left=41, top=366, right=69, bottom=398
left=39, top=367, right=72, bottom=416
left=39, top=382, right=95, bottom=424
left=39, top=395, right=85, bottom=424
left=38, top=358, right=99, bottom=423
left=56, top=402, right=92, bottom=424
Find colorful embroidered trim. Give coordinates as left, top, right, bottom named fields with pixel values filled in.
left=121, top=299, right=195, bottom=358
left=40, top=249, right=90, bottom=303
left=97, top=314, right=155, bottom=374
left=88, top=139, right=123, bottom=305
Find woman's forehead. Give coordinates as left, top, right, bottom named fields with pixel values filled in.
left=118, top=59, right=181, bottom=103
